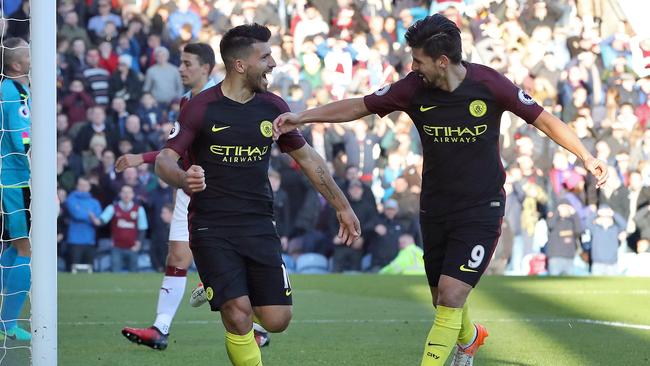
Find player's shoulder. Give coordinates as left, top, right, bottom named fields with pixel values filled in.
left=466, top=62, right=509, bottom=85
left=183, top=84, right=221, bottom=109
left=396, top=72, right=426, bottom=90
left=257, top=91, right=291, bottom=114
left=1, top=79, right=19, bottom=98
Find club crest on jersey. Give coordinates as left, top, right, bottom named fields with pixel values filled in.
left=469, top=100, right=487, bottom=117
left=168, top=121, right=180, bottom=140
left=130, top=211, right=137, bottom=219
left=518, top=89, right=535, bottom=105
left=374, top=84, right=391, bottom=96
left=260, top=120, right=273, bottom=138
left=18, top=105, right=30, bottom=119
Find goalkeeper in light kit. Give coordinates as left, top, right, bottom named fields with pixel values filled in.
left=273, top=15, right=609, bottom=366
left=0, top=37, right=32, bottom=342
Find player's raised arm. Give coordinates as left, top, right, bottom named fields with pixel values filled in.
left=273, top=97, right=370, bottom=138
left=532, top=110, right=608, bottom=188
left=287, top=144, right=361, bottom=245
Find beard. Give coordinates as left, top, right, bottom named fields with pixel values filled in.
left=247, top=70, right=267, bottom=93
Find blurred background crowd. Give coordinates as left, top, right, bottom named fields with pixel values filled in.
left=18, top=0, right=649, bottom=274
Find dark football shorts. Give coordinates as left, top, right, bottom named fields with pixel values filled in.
left=421, top=215, right=502, bottom=287
left=1, top=187, right=31, bottom=240
left=190, top=233, right=292, bottom=311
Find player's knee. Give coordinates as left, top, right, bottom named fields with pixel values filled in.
left=260, top=309, right=292, bottom=333
left=221, top=302, right=254, bottom=334
left=436, top=287, right=469, bottom=308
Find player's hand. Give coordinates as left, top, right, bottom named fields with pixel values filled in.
left=115, top=154, right=144, bottom=173
left=272, top=112, right=302, bottom=140
left=183, top=165, right=206, bottom=194
left=584, top=156, right=608, bottom=188
left=336, top=207, right=361, bottom=246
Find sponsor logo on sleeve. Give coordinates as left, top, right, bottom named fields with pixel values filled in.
left=18, top=105, right=30, bottom=119
left=518, top=89, right=536, bottom=105
left=168, top=121, right=180, bottom=140
left=374, top=84, right=391, bottom=96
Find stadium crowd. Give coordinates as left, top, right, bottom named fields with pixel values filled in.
left=42, top=0, right=650, bottom=275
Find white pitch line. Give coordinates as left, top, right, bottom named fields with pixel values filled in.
left=58, top=288, right=650, bottom=296
left=60, top=318, right=650, bottom=330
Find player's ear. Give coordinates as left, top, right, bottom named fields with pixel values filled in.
left=437, top=55, right=449, bottom=69
left=234, top=59, right=246, bottom=74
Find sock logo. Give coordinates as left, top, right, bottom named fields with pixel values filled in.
left=160, top=287, right=171, bottom=294
left=426, top=352, right=440, bottom=359
left=427, top=342, right=446, bottom=347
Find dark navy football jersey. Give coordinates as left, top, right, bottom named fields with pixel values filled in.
left=364, top=62, right=544, bottom=219
left=165, top=83, right=306, bottom=236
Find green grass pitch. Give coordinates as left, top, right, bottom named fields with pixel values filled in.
left=48, top=274, right=650, bottom=365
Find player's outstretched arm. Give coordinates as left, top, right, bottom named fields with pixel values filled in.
left=115, top=151, right=160, bottom=173
left=273, top=97, right=371, bottom=139
left=532, top=110, right=608, bottom=188
left=155, top=148, right=205, bottom=193
left=288, top=144, right=361, bottom=245
left=116, top=154, right=144, bottom=173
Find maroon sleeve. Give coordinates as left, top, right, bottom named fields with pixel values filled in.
left=142, top=151, right=160, bottom=164
left=278, top=129, right=307, bottom=153
left=164, top=97, right=206, bottom=156
left=476, top=64, right=543, bottom=124
left=363, top=72, right=423, bottom=117
left=261, top=92, right=308, bottom=153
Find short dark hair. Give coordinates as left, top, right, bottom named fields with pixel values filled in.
left=2, top=37, right=28, bottom=72
left=183, top=42, right=216, bottom=73
left=220, top=23, right=271, bottom=70
left=405, top=14, right=462, bottom=64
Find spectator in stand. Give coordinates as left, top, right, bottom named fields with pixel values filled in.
left=87, top=0, right=123, bottom=41
left=585, top=204, right=627, bottom=275
left=58, top=136, right=84, bottom=180
left=74, top=105, right=118, bottom=154
left=82, top=134, right=108, bottom=175
left=98, top=40, right=119, bottom=75
left=149, top=187, right=174, bottom=273
left=66, top=177, right=102, bottom=271
left=545, top=200, right=582, bottom=276
left=269, top=169, right=291, bottom=253
left=62, top=79, right=95, bottom=128
left=331, top=180, right=377, bottom=272
left=109, top=54, right=143, bottom=112
left=59, top=11, right=90, bottom=46
left=81, top=48, right=111, bottom=106
left=368, top=199, right=413, bottom=272
left=66, top=38, right=88, bottom=79
left=92, top=185, right=148, bottom=273
left=136, top=93, right=164, bottom=130
left=143, top=46, right=183, bottom=106
left=167, top=0, right=202, bottom=41
left=378, top=234, right=425, bottom=275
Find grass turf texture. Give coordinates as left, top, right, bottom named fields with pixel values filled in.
left=55, top=274, right=650, bottom=366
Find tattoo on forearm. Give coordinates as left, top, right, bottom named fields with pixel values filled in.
left=315, top=166, right=337, bottom=201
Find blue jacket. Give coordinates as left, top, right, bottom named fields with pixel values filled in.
left=66, top=191, right=102, bottom=245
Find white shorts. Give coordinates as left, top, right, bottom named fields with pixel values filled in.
left=168, top=188, right=190, bottom=242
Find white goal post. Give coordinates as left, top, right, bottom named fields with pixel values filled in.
left=30, top=0, right=58, bottom=364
